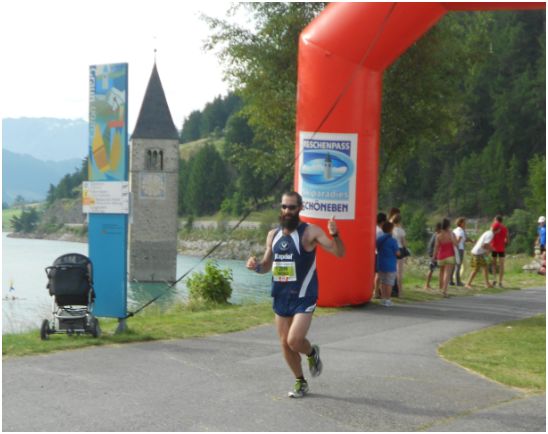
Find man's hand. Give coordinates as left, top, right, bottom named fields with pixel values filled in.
left=246, top=256, right=258, bottom=271
left=327, top=215, right=338, bottom=236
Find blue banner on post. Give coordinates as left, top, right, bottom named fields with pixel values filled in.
left=88, top=63, right=128, bottom=318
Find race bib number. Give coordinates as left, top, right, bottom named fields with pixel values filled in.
left=272, top=261, right=297, bottom=282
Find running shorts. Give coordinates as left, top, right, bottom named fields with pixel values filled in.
left=273, top=292, right=317, bottom=317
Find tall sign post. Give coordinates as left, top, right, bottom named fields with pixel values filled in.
left=86, top=63, right=129, bottom=328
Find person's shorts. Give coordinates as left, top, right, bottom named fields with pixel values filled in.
left=273, top=293, right=317, bottom=317
left=429, top=260, right=438, bottom=272
left=378, top=271, right=396, bottom=287
left=470, top=254, right=488, bottom=270
left=438, top=256, right=456, bottom=266
left=541, top=244, right=546, bottom=253
left=492, top=251, right=505, bottom=258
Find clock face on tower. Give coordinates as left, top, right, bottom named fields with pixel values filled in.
left=139, top=172, right=166, bottom=199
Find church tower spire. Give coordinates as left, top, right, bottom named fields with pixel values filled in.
left=132, top=63, right=179, bottom=140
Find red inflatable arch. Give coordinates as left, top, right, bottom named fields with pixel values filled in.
left=294, top=2, right=545, bottom=307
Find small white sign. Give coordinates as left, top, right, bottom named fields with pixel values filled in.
left=298, top=131, right=358, bottom=220
left=83, top=181, right=129, bottom=214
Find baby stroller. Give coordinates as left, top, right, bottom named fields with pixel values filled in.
left=41, top=253, right=100, bottom=340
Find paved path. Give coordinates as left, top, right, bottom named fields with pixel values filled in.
left=3, top=288, right=546, bottom=431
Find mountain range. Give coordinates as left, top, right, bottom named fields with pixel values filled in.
left=2, top=118, right=88, bottom=204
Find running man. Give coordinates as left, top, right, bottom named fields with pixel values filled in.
left=246, top=191, right=345, bottom=398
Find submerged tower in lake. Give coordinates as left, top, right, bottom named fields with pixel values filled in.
left=128, top=63, right=179, bottom=282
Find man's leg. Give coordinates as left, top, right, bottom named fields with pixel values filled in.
left=483, top=266, right=493, bottom=287
left=492, top=256, right=498, bottom=286
left=466, top=268, right=478, bottom=288
left=498, top=257, right=505, bottom=285
left=275, top=315, right=304, bottom=378
left=456, top=249, right=464, bottom=285
left=396, top=259, right=404, bottom=296
left=287, top=313, right=313, bottom=356
left=374, top=273, right=381, bottom=298
left=425, top=269, right=433, bottom=289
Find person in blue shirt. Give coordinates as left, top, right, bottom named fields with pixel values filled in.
left=246, top=191, right=345, bottom=398
left=537, top=216, right=546, bottom=254
left=376, top=221, right=401, bottom=307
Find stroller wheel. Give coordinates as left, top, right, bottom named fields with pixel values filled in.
left=89, top=317, right=101, bottom=338
left=40, top=320, right=50, bottom=341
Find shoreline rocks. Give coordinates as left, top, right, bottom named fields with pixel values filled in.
left=6, top=231, right=263, bottom=261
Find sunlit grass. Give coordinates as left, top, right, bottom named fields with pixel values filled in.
left=439, top=314, right=546, bottom=392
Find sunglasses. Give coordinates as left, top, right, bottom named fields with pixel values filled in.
left=281, top=204, right=298, bottom=210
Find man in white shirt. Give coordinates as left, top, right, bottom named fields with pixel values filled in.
left=465, top=225, right=501, bottom=289
left=450, top=217, right=470, bottom=286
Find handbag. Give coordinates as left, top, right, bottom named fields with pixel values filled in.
left=400, top=246, right=411, bottom=258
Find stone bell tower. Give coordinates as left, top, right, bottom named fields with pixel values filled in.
left=129, top=63, right=179, bottom=282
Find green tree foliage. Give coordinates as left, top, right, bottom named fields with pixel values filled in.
left=47, top=158, right=88, bottom=205
left=180, top=110, right=203, bottom=143
left=13, top=195, right=26, bottom=206
left=524, top=154, right=546, bottom=218
left=204, top=3, right=327, bottom=196
left=405, top=209, right=429, bottom=255
left=505, top=209, right=537, bottom=254
left=183, top=144, right=229, bottom=216
left=180, top=93, right=243, bottom=143
left=10, top=208, right=39, bottom=233
left=380, top=11, right=545, bottom=219
left=187, top=260, right=233, bottom=304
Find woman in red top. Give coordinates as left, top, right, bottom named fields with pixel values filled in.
left=491, top=215, right=508, bottom=287
left=433, top=218, right=458, bottom=298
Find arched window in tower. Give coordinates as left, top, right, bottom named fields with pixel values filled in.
left=145, top=148, right=164, bottom=170
left=146, top=150, right=152, bottom=170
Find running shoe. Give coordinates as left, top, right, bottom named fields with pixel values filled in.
left=307, top=344, right=323, bottom=377
left=288, top=378, right=309, bottom=398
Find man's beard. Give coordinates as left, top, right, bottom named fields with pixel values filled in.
left=279, top=212, right=300, bottom=231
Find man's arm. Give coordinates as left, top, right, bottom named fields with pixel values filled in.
left=309, top=217, right=345, bottom=257
left=246, top=229, right=275, bottom=273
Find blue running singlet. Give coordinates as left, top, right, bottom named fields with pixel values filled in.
left=271, top=223, right=318, bottom=299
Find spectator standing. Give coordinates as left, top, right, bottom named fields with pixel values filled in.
left=536, top=216, right=546, bottom=254
left=376, top=221, right=400, bottom=307
left=490, top=215, right=508, bottom=287
left=425, top=222, right=442, bottom=289
left=451, top=217, right=471, bottom=286
left=424, top=223, right=442, bottom=289
left=465, top=225, right=501, bottom=289
left=390, top=213, right=408, bottom=297
left=433, top=218, right=458, bottom=297
left=374, top=212, right=388, bottom=299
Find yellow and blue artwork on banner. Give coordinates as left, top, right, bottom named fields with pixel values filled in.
left=89, top=64, right=127, bottom=181
left=88, top=63, right=128, bottom=318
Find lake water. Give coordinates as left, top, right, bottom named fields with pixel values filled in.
left=2, top=233, right=271, bottom=334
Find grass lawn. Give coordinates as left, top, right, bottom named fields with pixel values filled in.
left=382, top=254, right=546, bottom=305
left=2, top=208, right=22, bottom=231
left=439, top=314, right=546, bottom=392
left=2, top=302, right=340, bottom=358
left=179, top=137, right=224, bottom=161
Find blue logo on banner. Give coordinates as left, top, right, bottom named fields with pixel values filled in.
left=301, top=150, right=354, bottom=189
